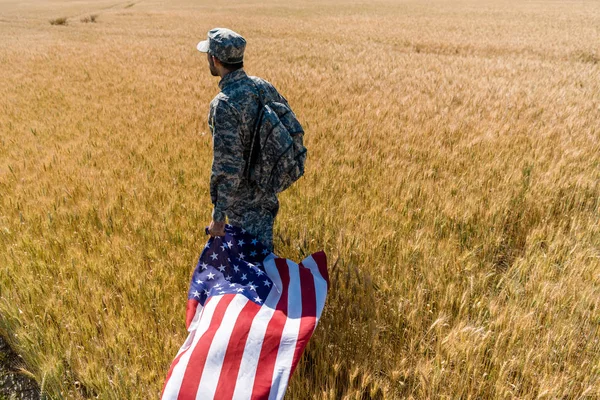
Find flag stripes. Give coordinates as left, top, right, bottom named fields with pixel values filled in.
left=250, top=258, right=290, bottom=399
left=289, top=260, right=317, bottom=378
left=213, top=300, right=261, bottom=398
left=163, top=296, right=223, bottom=399
left=161, top=225, right=328, bottom=400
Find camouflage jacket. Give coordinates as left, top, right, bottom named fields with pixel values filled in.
left=208, top=69, right=288, bottom=222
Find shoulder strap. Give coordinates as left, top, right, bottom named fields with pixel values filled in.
left=244, top=79, right=267, bottom=181
left=249, top=78, right=266, bottom=105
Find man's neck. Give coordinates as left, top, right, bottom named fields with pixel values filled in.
left=218, top=67, right=235, bottom=79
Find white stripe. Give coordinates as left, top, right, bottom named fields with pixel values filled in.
left=195, top=295, right=250, bottom=400
left=301, top=255, right=328, bottom=320
left=174, top=308, right=200, bottom=361
left=231, top=256, right=282, bottom=400
left=161, top=296, right=223, bottom=400
left=263, top=253, right=282, bottom=292
left=170, top=301, right=205, bottom=366
left=269, top=259, right=302, bottom=400
left=188, top=303, right=205, bottom=332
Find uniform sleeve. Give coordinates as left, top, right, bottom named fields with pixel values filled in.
left=209, top=99, right=244, bottom=222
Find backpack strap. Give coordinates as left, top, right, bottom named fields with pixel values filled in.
left=244, top=79, right=267, bottom=182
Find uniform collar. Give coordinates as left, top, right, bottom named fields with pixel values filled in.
left=219, top=69, right=247, bottom=90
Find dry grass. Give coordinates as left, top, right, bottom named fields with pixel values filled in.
left=80, top=15, right=97, bottom=23
left=1, top=0, right=599, bottom=398
left=49, top=17, right=68, bottom=25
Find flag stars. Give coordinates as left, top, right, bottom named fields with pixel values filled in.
left=192, top=226, right=279, bottom=308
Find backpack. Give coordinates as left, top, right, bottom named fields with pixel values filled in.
left=243, top=79, right=307, bottom=193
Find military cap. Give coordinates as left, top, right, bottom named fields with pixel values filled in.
left=197, top=28, right=246, bottom=64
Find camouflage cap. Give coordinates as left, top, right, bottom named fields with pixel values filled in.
left=197, top=28, right=246, bottom=64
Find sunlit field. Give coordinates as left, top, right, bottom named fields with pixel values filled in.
left=1, top=0, right=599, bottom=398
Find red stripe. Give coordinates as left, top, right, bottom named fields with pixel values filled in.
left=311, top=251, right=329, bottom=284
left=161, top=298, right=209, bottom=398
left=177, top=295, right=235, bottom=400
left=289, top=262, right=317, bottom=376
left=185, top=299, right=200, bottom=330
left=250, top=258, right=290, bottom=400
left=213, top=300, right=262, bottom=398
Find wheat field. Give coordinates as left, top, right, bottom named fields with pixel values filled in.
left=1, top=0, right=599, bottom=398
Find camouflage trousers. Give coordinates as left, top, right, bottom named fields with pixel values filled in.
left=227, top=206, right=277, bottom=252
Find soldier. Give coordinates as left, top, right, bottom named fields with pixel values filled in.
left=197, top=27, right=294, bottom=251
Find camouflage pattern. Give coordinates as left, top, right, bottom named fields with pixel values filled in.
left=197, top=28, right=246, bottom=64
left=227, top=207, right=277, bottom=252
left=246, top=98, right=306, bottom=194
left=208, top=69, right=290, bottom=251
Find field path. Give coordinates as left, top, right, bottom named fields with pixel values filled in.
left=0, top=335, right=39, bottom=400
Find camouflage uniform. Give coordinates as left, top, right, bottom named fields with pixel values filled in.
left=198, top=28, right=292, bottom=251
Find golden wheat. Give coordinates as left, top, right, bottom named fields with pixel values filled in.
left=1, top=0, right=599, bottom=398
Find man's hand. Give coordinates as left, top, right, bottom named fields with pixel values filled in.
left=208, top=220, right=226, bottom=237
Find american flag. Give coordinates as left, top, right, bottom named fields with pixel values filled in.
left=161, top=224, right=329, bottom=400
